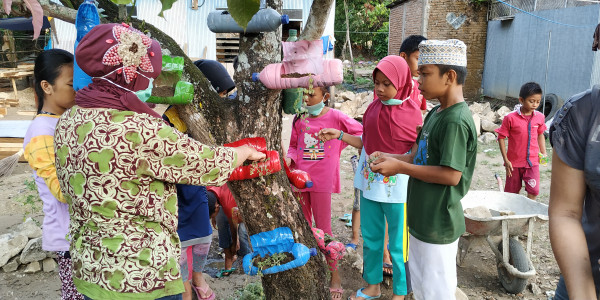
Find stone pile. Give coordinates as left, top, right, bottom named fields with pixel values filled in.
left=0, top=219, right=57, bottom=273
left=333, top=90, right=514, bottom=145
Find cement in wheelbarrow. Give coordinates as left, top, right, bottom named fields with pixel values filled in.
left=462, top=191, right=548, bottom=236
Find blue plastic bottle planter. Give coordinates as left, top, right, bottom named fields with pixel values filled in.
left=242, top=227, right=318, bottom=276
left=73, top=0, right=100, bottom=91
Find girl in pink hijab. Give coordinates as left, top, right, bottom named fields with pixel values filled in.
left=319, top=56, right=423, bottom=300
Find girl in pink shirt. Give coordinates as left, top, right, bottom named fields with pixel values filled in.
left=285, top=86, right=362, bottom=299
left=496, top=82, right=547, bottom=200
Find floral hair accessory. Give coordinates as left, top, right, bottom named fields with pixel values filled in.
left=102, top=24, right=154, bottom=83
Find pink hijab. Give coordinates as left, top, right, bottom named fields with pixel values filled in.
left=75, top=23, right=163, bottom=119
left=362, top=56, right=422, bottom=155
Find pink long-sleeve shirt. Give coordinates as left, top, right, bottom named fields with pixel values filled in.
left=287, top=109, right=363, bottom=193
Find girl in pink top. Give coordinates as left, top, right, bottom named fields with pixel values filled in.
left=285, top=86, right=362, bottom=300
left=496, top=82, right=547, bottom=200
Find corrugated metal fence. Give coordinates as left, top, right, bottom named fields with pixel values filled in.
left=482, top=4, right=600, bottom=101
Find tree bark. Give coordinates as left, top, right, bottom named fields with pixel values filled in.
left=300, top=0, right=334, bottom=40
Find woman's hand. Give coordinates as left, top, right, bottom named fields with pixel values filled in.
left=318, top=128, right=340, bottom=142
left=233, top=145, right=266, bottom=168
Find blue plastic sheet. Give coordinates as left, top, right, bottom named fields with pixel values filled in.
left=242, top=227, right=317, bottom=276
left=73, top=0, right=100, bottom=91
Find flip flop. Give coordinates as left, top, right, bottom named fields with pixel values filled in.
left=345, top=220, right=352, bottom=227
left=329, top=287, right=344, bottom=300
left=216, top=268, right=236, bottom=278
left=345, top=243, right=357, bottom=250
left=383, top=263, right=393, bottom=277
left=192, top=284, right=216, bottom=300
left=348, top=288, right=381, bottom=300
left=339, top=213, right=352, bottom=222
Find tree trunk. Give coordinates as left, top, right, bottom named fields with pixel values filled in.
left=22, top=0, right=335, bottom=298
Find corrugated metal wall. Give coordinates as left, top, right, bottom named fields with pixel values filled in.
left=482, top=5, right=600, bottom=101
left=50, top=0, right=336, bottom=60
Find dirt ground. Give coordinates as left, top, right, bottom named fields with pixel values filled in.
left=0, top=97, right=560, bottom=299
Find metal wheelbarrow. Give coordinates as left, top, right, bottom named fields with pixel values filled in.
left=457, top=190, right=549, bottom=294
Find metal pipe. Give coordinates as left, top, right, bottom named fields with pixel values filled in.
left=543, top=31, right=551, bottom=116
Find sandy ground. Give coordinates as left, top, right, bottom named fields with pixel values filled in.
left=0, top=91, right=560, bottom=299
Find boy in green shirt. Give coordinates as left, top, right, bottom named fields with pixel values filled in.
left=370, top=39, right=477, bottom=299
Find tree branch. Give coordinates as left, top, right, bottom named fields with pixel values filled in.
left=9, top=0, right=77, bottom=23
left=299, top=0, right=334, bottom=40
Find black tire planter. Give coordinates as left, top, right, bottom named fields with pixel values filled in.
left=537, top=93, right=564, bottom=122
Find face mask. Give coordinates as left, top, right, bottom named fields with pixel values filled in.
left=381, top=98, right=405, bottom=106
left=304, top=100, right=325, bottom=116
left=134, top=78, right=154, bottom=102
left=381, top=80, right=413, bottom=106
left=95, top=68, right=154, bottom=102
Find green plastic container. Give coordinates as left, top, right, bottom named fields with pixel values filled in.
left=282, top=30, right=301, bottom=114
left=282, top=88, right=303, bottom=114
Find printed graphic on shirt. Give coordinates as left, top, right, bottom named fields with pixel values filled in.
left=414, top=131, right=429, bottom=166
left=303, top=132, right=325, bottom=160
left=361, top=159, right=397, bottom=186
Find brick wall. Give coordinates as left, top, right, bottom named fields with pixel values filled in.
left=389, top=0, right=489, bottom=99
left=388, top=0, right=424, bottom=56
left=425, top=0, right=489, bottom=99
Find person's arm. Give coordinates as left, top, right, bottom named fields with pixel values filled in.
left=498, top=138, right=512, bottom=177
left=549, top=152, right=596, bottom=299
left=370, top=158, right=462, bottom=186
left=318, top=128, right=363, bottom=149
left=369, top=143, right=419, bottom=164
left=538, top=134, right=547, bottom=156
left=371, top=121, right=470, bottom=186
left=24, top=135, right=65, bottom=203
left=285, top=119, right=299, bottom=167
left=138, top=123, right=264, bottom=187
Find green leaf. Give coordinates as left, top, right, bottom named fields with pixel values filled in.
left=110, top=0, right=133, bottom=5
left=227, top=0, right=260, bottom=31
left=158, top=0, right=178, bottom=17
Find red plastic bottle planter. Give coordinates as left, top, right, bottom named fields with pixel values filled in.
left=283, top=159, right=313, bottom=189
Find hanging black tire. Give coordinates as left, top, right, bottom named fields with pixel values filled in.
left=536, top=93, right=564, bottom=122
left=497, top=238, right=529, bottom=294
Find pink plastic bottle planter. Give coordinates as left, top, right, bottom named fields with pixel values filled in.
left=252, top=59, right=343, bottom=89
left=282, top=39, right=324, bottom=75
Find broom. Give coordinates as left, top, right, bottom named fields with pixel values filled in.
left=0, top=149, right=24, bottom=179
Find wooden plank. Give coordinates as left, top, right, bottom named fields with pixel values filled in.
left=16, top=111, right=36, bottom=116
left=217, top=46, right=240, bottom=51
left=0, top=137, right=24, bottom=143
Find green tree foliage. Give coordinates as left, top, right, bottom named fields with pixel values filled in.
left=334, top=0, right=392, bottom=59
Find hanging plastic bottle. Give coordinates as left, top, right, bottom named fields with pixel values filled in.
left=282, top=30, right=304, bottom=114
left=252, top=59, right=344, bottom=90
left=283, top=158, right=313, bottom=189
left=73, top=0, right=100, bottom=91
left=207, top=8, right=289, bottom=33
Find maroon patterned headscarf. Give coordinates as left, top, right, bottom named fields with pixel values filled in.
left=75, top=23, right=162, bottom=118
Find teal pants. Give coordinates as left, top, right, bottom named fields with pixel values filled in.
left=360, top=192, right=408, bottom=296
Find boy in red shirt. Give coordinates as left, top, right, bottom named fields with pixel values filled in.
left=399, top=35, right=429, bottom=114
left=496, top=82, right=548, bottom=200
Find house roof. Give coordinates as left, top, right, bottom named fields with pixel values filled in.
left=387, top=0, right=409, bottom=8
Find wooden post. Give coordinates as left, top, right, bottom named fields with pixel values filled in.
left=343, top=0, right=356, bottom=83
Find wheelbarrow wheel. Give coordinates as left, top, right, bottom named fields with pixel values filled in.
left=497, top=238, right=529, bottom=294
